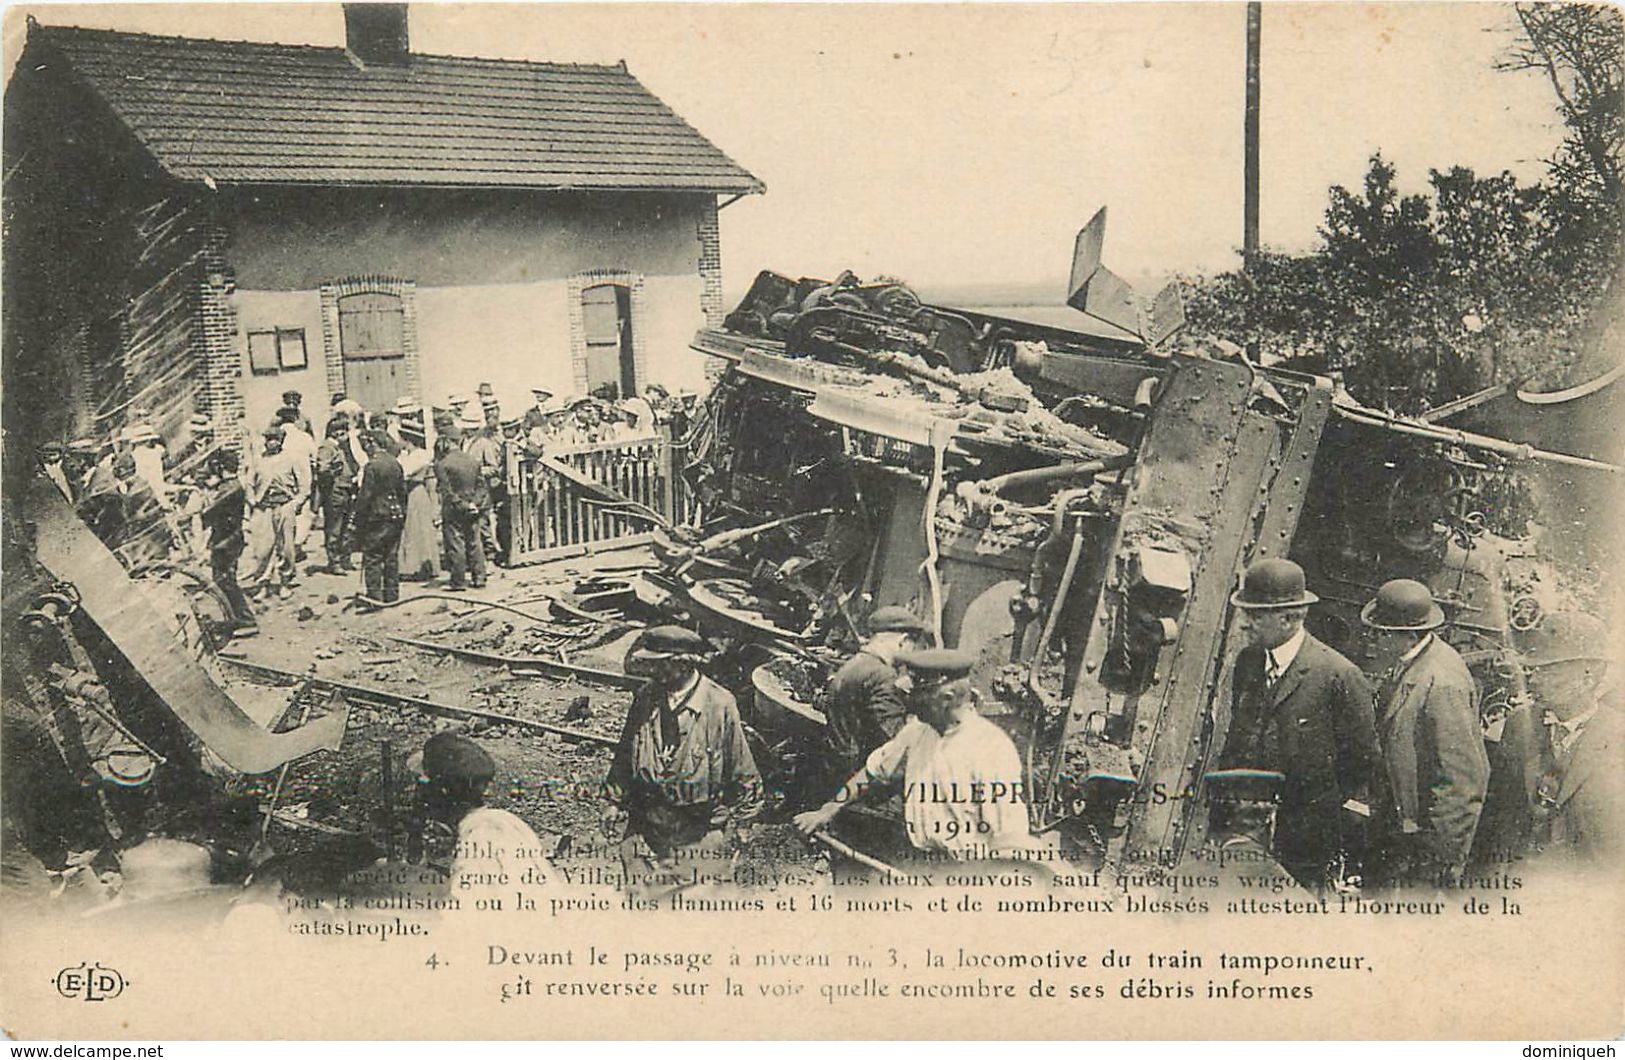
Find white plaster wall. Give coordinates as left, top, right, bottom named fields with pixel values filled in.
left=230, top=289, right=330, bottom=435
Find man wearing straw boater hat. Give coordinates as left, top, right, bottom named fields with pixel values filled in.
left=1361, top=578, right=1488, bottom=887
left=1218, top=558, right=1378, bottom=891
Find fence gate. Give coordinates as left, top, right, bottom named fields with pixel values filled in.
left=504, top=434, right=691, bottom=565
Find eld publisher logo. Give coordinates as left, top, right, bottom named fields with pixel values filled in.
left=53, top=962, right=127, bottom=1001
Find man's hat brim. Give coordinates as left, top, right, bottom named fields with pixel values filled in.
left=1359, top=598, right=1444, bottom=631
left=1229, top=589, right=1318, bottom=610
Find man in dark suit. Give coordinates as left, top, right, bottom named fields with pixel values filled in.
left=351, top=430, right=408, bottom=607
left=1520, top=612, right=1622, bottom=867
left=435, top=437, right=489, bottom=592
left=1362, top=579, right=1489, bottom=887
left=1219, top=558, right=1378, bottom=891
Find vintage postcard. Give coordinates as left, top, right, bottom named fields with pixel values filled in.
left=1, top=1, right=1621, bottom=1041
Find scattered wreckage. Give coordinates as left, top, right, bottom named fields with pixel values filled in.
left=2, top=208, right=1616, bottom=893
left=640, top=209, right=1620, bottom=870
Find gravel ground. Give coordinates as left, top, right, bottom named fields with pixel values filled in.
left=220, top=547, right=827, bottom=881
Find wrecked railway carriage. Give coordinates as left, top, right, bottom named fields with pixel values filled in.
left=672, top=268, right=1617, bottom=868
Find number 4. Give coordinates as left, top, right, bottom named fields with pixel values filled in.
left=425, top=953, right=440, bottom=970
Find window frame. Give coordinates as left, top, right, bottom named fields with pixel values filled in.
left=246, top=327, right=310, bottom=375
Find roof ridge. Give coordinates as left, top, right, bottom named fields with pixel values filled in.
left=32, top=21, right=629, bottom=74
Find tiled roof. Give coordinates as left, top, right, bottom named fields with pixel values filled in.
left=28, top=22, right=763, bottom=194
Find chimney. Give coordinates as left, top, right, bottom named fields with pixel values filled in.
left=344, top=4, right=410, bottom=67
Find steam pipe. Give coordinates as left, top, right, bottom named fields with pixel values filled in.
left=978, top=455, right=1132, bottom=499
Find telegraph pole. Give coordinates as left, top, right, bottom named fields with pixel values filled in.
left=1243, top=2, right=1261, bottom=359
left=1244, top=2, right=1261, bottom=264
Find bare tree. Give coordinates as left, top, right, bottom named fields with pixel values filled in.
left=1500, top=3, right=1623, bottom=207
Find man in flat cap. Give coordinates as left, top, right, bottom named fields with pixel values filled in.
left=825, top=606, right=928, bottom=782
left=413, top=732, right=553, bottom=897
left=280, top=389, right=312, bottom=436
left=435, top=419, right=489, bottom=592
left=244, top=426, right=304, bottom=599
left=605, top=626, right=762, bottom=859
left=1519, top=612, right=1622, bottom=866
left=1219, top=557, right=1377, bottom=891
left=1362, top=579, right=1488, bottom=886
left=351, top=430, right=408, bottom=607
left=796, top=648, right=1033, bottom=857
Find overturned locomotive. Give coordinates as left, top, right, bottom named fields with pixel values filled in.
left=659, top=232, right=1619, bottom=873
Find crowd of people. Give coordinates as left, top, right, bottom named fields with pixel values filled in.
left=43, top=381, right=700, bottom=635
left=34, top=409, right=1619, bottom=894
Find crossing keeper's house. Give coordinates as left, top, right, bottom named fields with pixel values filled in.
left=3, top=5, right=762, bottom=448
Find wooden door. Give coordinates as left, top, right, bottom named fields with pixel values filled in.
left=339, top=291, right=407, bottom=412
left=582, top=283, right=634, bottom=398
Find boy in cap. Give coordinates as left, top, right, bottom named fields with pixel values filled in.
left=795, top=647, right=1033, bottom=858
left=825, top=606, right=928, bottom=780
left=411, top=732, right=553, bottom=894
left=1519, top=612, right=1621, bottom=865
left=1362, top=578, right=1488, bottom=886
left=605, top=626, right=762, bottom=859
left=461, top=407, right=506, bottom=565
left=1218, top=558, right=1377, bottom=891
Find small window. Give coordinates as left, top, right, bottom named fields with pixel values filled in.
left=247, top=328, right=309, bottom=374
left=278, top=328, right=308, bottom=370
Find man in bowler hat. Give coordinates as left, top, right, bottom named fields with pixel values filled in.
left=1219, top=558, right=1377, bottom=891
left=1362, top=579, right=1489, bottom=886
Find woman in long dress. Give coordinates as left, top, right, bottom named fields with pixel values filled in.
left=396, top=422, right=440, bottom=581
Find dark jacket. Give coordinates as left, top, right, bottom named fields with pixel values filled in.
left=1375, top=636, right=1490, bottom=876
left=607, top=675, right=762, bottom=836
left=314, top=438, right=357, bottom=497
left=825, top=649, right=907, bottom=772
left=1540, top=703, right=1623, bottom=865
left=434, top=448, right=489, bottom=513
left=201, top=479, right=247, bottom=554
left=1220, top=632, right=1378, bottom=882
left=353, top=451, right=407, bottom=532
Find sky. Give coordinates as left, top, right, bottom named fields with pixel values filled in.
left=3, top=2, right=1571, bottom=301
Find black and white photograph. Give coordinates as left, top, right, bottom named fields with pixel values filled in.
left=1, top=0, right=1621, bottom=1041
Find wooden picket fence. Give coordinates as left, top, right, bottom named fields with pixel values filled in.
left=505, top=432, right=693, bottom=565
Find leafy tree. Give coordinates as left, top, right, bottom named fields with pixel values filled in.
left=1183, top=6, right=1622, bottom=413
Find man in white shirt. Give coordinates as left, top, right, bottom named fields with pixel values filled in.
left=794, top=648, right=1033, bottom=858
